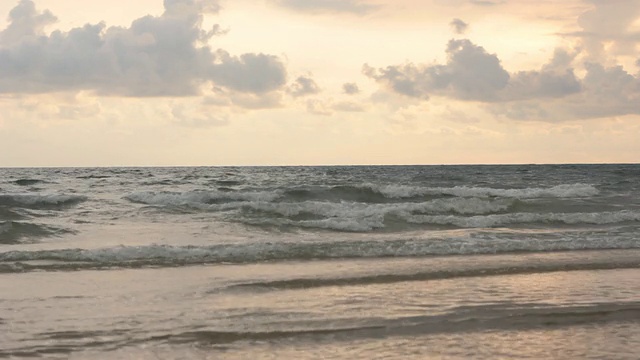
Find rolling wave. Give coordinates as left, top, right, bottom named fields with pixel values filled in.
left=0, top=207, right=25, bottom=220
left=122, top=184, right=614, bottom=231
left=230, top=261, right=640, bottom=290
left=238, top=209, right=640, bottom=232
left=0, top=193, right=87, bottom=209
left=125, top=183, right=599, bottom=207
left=0, top=221, right=72, bottom=244
left=124, top=190, right=279, bottom=207
left=403, top=210, right=640, bottom=228
left=367, top=183, right=599, bottom=199
left=2, top=235, right=639, bottom=272
left=12, top=179, right=48, bottom=186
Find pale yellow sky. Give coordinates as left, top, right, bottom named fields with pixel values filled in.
left=0, top=0, right=639, bottom=166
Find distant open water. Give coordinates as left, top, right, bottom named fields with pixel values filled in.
left=1, top=165, right=639, bottom=358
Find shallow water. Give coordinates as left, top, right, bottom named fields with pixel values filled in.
left=2, top=251, right=639, bottom=358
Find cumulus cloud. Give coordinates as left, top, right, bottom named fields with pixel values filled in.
left=0, top=0, right=287, bottom=97
left=342, top=82, right=359, bottom=94
left=211, top=50, right=287, bottom=94
left=449, top=18, right=468, bottom=34
left=364, top=39, right=510, bottom=101
left=287, top=75, right=320, bottom=97
left=505, top=49, right=582, bottom=101
left=364, top=40, right=582, bottom=102
left=0, top=0, right=57, bottom=45
left=566, top=0, right=640, bottom=60
left=365, top=36, right=640, bottom=121
left=490, top=61, right=640, bottom=121
left=272, top=0, right=378, bottom=15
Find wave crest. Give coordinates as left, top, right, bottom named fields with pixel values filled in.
left=0, top=194, right=87, bottom=209
left=373, top=183, right=599, bottom=199
left=0, top=221, right=72, bottom=244
left=2, top=234, right=639, bottom=271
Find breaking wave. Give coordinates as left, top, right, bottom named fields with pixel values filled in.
left=2, top=233, right=639, bottom=272
left=370, top=183, right=599, bottom=199
left=403, top=211, right=640, bottom=228
left=119, top=184, right=625, bottom=231
left=124, top=190, right=279, bottom=208
left=124, top=183, right=599, bottom=208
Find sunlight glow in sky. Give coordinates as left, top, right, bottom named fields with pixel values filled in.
left=1, top=0, right=639, bottom=166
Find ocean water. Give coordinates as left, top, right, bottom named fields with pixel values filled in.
left=1, top=164, right=639, bottom=359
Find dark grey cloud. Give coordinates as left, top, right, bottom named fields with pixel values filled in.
left=342, top=82, right=359, bottom=94
left=287, top=75, right=320, bottom=97
left=449, top=18, right=468, bottom=34
left=0, top=0, right=287, bottom=97
left=273, top=0, right=377, bottom=15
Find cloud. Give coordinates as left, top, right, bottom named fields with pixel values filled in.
left=210, top=51, right=287, bottom=94
left=449, top=18, right=468, bottom=34
left=272, top=0, right=378, bottom=15
left=228, top=91, right=283, bottom=110
left=365, top=40, right=583, bottom=103
left=564, top=0, right=640, bottom=60
left=572, top=62, right=640, bottom=116
left=342, top=82, right=359, bottom=94
left=287, top=75, right=320, bottom=97
left=505, top=49, right=582, bottom=101
left=0, top=0, right=287, bottom=97
left=491, top=61, right=640, bottom=121
left=365, top=37, right=640, bottom=121
left=332, top=101, right=365, bottom=112
left=306, top=99, right=332, bottom=115
left=0, top=0, right=57, bottom=45
left=469, top=0, right=505, bottom=6
left=364, top=39, right=510, bottom=101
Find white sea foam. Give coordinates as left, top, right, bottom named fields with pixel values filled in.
left=2, top=232, right=639, bottom=269
left=373, top=183, right=599, bottom=199
left=124, top=190, right=281, bottom=208
left=244, top=198, right=511, bottom=217
left=232, top=198, right=515, bottom=231
left=404, top=210, right=640, bottom=228
left=243, top=215, right=387, bottom=232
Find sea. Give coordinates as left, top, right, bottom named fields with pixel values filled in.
left=1, top=164, right=639, bottom=359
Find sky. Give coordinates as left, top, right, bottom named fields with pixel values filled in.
left=0, top=0, right=639, bottom=166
